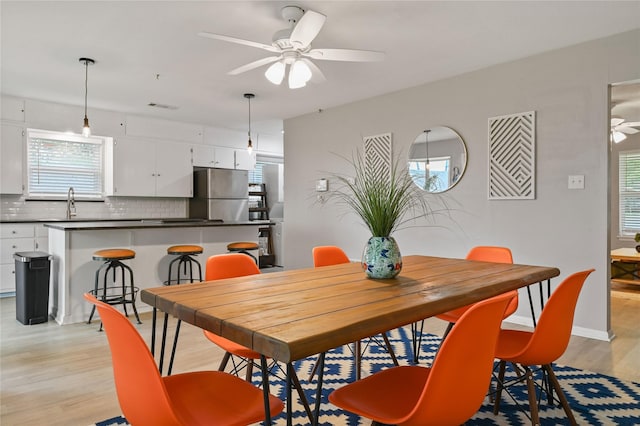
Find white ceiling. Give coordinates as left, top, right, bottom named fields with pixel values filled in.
left=2, top=1, right=639, bottom=136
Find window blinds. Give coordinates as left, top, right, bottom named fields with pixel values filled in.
left=27, top=131, right=104, bottom=199
left=619, top=150, right=640, bottom=235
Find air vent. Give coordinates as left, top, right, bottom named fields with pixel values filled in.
left=148, top=102, right=178, bottom=110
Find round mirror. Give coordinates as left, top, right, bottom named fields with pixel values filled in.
left=408, top=126, right=467, bottom=193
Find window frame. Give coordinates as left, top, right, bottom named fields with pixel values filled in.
left=25, top=128, right=107, bottom=201
left=619, top=149, right=640, bottom=236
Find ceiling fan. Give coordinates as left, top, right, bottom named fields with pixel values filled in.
left=611, top=117, right=640, bottom=143
left=198, top=5, right=385, bottom=89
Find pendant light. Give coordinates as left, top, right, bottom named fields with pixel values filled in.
left=244, top=93, right=255, bottom=154
left=79, top=57, right=95, bottom=137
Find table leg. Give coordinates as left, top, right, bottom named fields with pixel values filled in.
left=313, top=352, right=326, bottom=426
left=261, top=355, right=272, bottom=425
left=151, top=307, right=157, bottom=355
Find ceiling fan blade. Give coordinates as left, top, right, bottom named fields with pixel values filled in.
left=301, top=58, right=326, bottom=83
left=198, top=31, right=280, bottom=53
left=611, top=117, right=625, bottom=126
left=619, top=127, right=640, bottom=135
left=305, top=48, right=385, bottom=62
left=622, top=121, right=640, bottom=128
left=228, top=56, right=281, bottom=75
left=290, top=10, right=326, bottom=49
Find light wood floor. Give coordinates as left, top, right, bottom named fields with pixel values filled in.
left=0, top=286, right=638, bottom=425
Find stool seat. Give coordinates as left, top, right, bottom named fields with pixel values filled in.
left=167, top=245, right=203, bottom=256
left=93, top=248, right=136, bottom=261
left=227, top=242, right=259, bottom=251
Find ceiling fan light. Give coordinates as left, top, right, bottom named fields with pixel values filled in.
left=265, top=61, right=285, bottom=85
left=612, top=131, right=627, bottom=143
left=291, top=59, right=312, bottom=82
left=288, top=60, right=311, bottom=89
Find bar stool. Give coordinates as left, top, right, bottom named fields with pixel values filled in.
left=227, top=242, right=259, bottom=263
left=156, top=244, right=203, bottom=375
left=87, top=248, right=141, bottom=331
left=166, top=244, right=203, bottom=285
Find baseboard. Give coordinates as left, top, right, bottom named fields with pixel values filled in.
left=504, top=314, right=613, bottom=342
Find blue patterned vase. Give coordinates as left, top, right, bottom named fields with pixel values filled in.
left=361, top=236, right=402, bottom=279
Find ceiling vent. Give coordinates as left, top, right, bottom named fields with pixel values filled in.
left=148, top=102, right=178, bottom=110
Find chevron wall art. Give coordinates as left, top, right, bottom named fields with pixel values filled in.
left=363, top=132, right=392, bottom=183
left=488, top=111, right=536, bottom=200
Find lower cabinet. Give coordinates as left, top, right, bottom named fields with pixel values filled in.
left=0, top=224, right=48, bottom=294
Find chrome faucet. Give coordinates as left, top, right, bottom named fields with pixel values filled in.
left=66, top=187, right=77, bottom=219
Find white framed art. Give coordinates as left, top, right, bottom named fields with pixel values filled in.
left=488, top=111, right=536, bottom=200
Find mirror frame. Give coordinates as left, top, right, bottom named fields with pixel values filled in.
left=408, top=126, right=467, bottom=193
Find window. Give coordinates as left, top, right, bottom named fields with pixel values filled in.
left=619, top=149, right=640, bottom=235
left=408, top=156, right=451, bottom=192
left=27, top=129, right=105, bottom=200
left=249, top=154, right=283, bottom=184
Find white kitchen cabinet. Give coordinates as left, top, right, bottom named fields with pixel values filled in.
left=107, top=138, right=192, bottom=197
left=0, top=224, right=48, bottom=294
left=213, top=146, right=236, bottom=169
left=190, top=144, right=254, bottom=170
left=155, top=142, right=193, bottom=197
left=0, top=123, right=24, bottom=194
left=234, top=148, right=256, bottom=170
left=191, top=144, right=216, bottom=168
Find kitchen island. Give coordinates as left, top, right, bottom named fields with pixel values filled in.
left=45, top=219, right=271, bottom=325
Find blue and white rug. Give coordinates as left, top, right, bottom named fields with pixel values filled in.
left=94, top=328, right=640, bottom=425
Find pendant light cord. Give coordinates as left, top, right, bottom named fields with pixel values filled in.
left=84, top=59, right=89, bottom=119
left=248, top=95, right=251, bottom=140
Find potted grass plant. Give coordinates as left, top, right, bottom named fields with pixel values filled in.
left=328, top=151, right=435, bottom=279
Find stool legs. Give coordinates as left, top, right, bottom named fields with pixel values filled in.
left=88, top=259, right=141, bottom=331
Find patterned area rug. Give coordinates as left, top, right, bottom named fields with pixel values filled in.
left=94, top=327, right=640, bottom=425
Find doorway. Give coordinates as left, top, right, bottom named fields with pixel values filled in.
left=609, top=81, right=640, bottom=343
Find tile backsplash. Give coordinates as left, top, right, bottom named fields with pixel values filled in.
left=0, top=195, right=187, bottom=221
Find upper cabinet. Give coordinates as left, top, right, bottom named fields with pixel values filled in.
left=234, top=148, right=256, bottom=170
left=106, top=138, right=192, bottom=197
left=0, top=123, right=24, bottom=194
left=191, top=144, right=255, bottom=170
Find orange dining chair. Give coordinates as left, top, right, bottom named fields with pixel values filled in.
left=83, top=292, right=283, bottom=426
left=329, top=291, right=516, bottom=426
left=202, top=253, right=314, bottom=421
left=310, top=246, right=399, bottom=381
left=492, top=269, right=594, bottom=425
left=412, top=245, right=515, bottom=363
left=202, top=253, right=263, bottom=381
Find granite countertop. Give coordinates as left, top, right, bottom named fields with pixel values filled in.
left=1, top=218, right=272, bottom=230
left=43, top=219, right=273, bottom=231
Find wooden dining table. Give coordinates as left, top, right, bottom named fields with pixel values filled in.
left=141, top=254, right=560, bottom=425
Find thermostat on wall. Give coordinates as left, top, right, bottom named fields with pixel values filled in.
left=316, top=178, right=328, bottom=192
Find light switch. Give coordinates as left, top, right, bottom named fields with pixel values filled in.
left=568, top=175, right=585, bottom=189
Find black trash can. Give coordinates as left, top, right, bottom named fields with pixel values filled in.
left=14, top=251, right=51, bottom=325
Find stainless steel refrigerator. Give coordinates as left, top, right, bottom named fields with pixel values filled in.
left=189, top=168, right=249, bottom=221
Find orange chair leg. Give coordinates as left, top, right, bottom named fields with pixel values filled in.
left=245, top=359, right=254, bottom=382
left=381, top=332, right=399, bottom=366
left=525, top=368, right=541, bottom=426
left=493, top=360, right=507, bottom=415
left=544, top=364, right=577, bottom=426
left=218, top=351, right=232, bottom=372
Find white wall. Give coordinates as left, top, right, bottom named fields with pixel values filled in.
left=283, top=29, right=640, bottom=341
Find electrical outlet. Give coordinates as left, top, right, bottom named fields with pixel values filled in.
left=568, top=175, right=585, bottom=189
